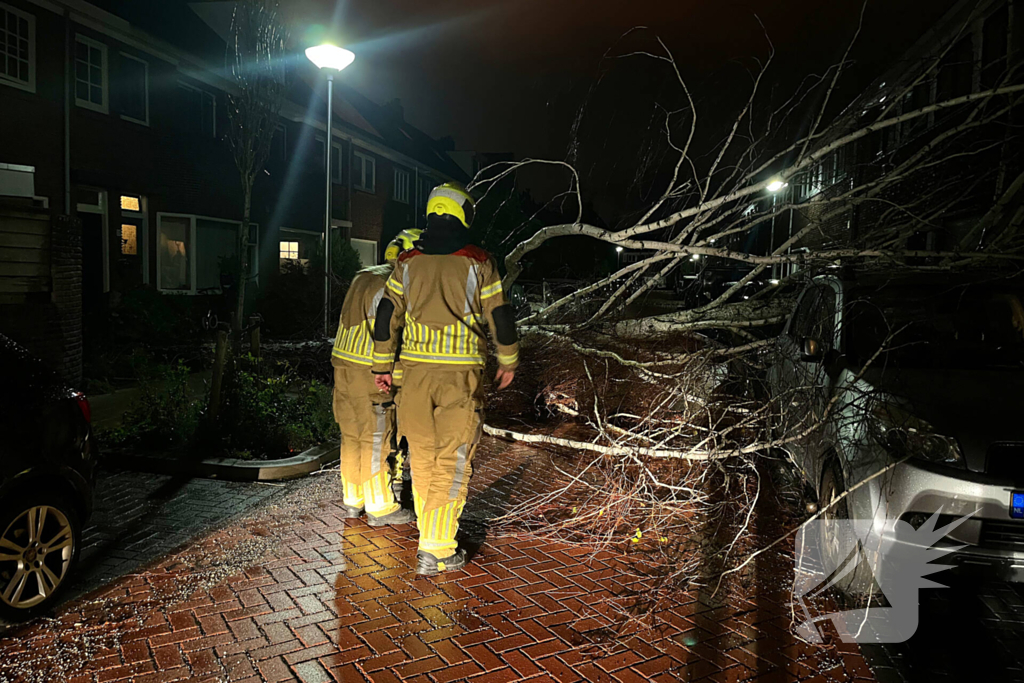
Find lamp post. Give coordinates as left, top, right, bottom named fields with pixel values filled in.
left=306, top=44, right=355, bottom=337
left=766, top=178, right=788, bottom=282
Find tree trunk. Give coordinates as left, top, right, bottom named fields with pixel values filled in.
left=234, top=185, right=252, bottom=350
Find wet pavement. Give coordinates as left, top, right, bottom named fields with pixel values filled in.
left=0, top=436, right=881, bottom=683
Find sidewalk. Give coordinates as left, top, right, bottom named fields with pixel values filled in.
left=0, top=434, right=875, bottom=683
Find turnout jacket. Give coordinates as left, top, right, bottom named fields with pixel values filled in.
left=331, top=264, right=392, bottom=367
left=371, top=246, right=520, bottom=373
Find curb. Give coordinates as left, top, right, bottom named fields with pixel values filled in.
left=104, top=441, right=340, bottom=482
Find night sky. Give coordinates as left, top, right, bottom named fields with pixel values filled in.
left=194, top=0, right=960, bottom=212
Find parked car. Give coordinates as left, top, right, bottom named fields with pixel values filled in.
left=768, top=271, right=1024, bottom=595
left=0, top=335, right=96, bottom=620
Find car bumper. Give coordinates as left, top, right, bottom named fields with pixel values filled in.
left=851, top=459, right=1024, bottom=581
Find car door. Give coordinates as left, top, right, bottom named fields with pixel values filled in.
left=771, top=282, right=839, bottom=482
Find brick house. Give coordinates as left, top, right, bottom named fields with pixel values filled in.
left=756, top=0, right=1023, bottom=277
left=0, top=0, right=467, bottom=377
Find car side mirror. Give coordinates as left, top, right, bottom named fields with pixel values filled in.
left=800, top=337, right=824, bottom=363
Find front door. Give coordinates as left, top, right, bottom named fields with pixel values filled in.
left=113, top=218, right=143, bottom=294
left=80, top=213, right=104, bottom=315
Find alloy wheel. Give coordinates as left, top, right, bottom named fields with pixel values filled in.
left=0, top=506, right=74, bottom=610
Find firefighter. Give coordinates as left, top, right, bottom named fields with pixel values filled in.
left=372, top=183, right=520, bottom=575
left=331, top=229, right=420, bottom=525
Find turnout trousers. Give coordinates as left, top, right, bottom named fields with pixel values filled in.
left=397, top=365, right=483, bottom=559
left=332, top=363, right=400, bottom=516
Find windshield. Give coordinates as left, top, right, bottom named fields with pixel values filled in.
left=845, top=282, right=1024, bottom=368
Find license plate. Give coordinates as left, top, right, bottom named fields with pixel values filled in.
left=1012, top=492, right=1024, bottom=519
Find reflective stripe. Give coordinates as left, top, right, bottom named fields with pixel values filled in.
left=400, top=351, right=486, bottom=365
left=368, top=286, right=385, bottom=318
left=448, top=443, right=469, bottom=499
left=332, top=349, right=374, bottom=366
left=481, top=280, right=502, bottom=299
left=373, top=352, right=395, bottom=363
left=497, top=350, right=519, bottom=366
left=332, top=320, right=375, bottom=364
left=465, top=265, right=478, bottom=316
left=386, top=276, right=403, bottom=295
left=371, top=403, right=386, bottom=474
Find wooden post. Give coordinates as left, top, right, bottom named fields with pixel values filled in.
left=209, top=329, right=229, bottom=419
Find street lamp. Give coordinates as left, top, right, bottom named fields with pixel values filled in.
left=615, top=245, right=623, bottom=268
left=767, top=177, right=788, bottom=282
left=306, top=44, right=355, bottom=337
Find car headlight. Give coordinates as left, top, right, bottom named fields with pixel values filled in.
left=885, top=428, right=965, bottom=468
left=873, top=403, right=965, bottom=468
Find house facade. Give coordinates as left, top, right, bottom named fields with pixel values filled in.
left=0, top=0, right=467, bottom=377
left=756, top=0, right=1023, bottom=277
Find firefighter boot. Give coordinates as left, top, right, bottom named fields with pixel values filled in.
left=367, top=507, right=416, bottom=527
left=416, top=549, right=468, bottom=576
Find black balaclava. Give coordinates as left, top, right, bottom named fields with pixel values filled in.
left=415, top=213, right=470, bottom=255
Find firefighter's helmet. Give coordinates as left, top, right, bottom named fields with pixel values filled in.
left=384, top=228, right=422, bottom=263
left=426, top=182, right=475, bottom=228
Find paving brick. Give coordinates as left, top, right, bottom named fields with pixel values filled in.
left=0, top=435, right=888, bottom=683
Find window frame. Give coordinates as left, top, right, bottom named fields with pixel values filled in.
left=353, top=149, right=376, bottom=193
left=118, top=51, right=149, bottom=125
left=279, top=240, right=299, bottom=260
left=156, top=212, right=258, bottom=295
left=350, top=238, right=378, bottom=267
left=393, top=168, right=411, bottom=203
left=177, top=82, right=216, bottom=139
left=0, top=2, right=35, bottom=93
left=74, top=34, right=109, bottom=114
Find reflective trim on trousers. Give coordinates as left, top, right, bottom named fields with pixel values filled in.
left=371, top=403, right=386, bottom=475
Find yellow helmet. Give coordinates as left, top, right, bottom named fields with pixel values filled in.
left=426, top=182, right=475, bottom=228
left=384, top=228, right=422, bottom=262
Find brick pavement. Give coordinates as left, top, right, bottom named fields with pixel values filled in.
left=0, top=436, right=876, bottom=683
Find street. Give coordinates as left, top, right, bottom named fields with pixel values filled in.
left=0, top=435, right=878, bottom=683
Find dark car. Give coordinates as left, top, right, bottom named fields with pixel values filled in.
left=767, top=272, right=1024, bottom=595
left=0, top=335, right=96, bottom=620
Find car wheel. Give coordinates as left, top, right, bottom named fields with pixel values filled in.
left=819, top=462, right=877, bottom=601
left=0, top=492, right=81, bottom=621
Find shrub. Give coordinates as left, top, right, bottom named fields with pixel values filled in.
left=102, top=360, right=201, bottom=450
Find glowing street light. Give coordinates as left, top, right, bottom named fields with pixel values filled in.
left=306, top=44, right=355, bottom=337
left=305, top=44, right=355, bottom=71
left=615, top=246, right=623, bottom=253
left=766, top=178, right=788, bottom=193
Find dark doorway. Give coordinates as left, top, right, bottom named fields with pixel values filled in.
left=112, top=218, right=143, bottom=294
left=81, top=213, right=104, bottom=315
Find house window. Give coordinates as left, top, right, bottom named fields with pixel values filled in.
left=353, top=150, right=375, bottom=192
left=351, top=238, right=377, bottom=267
left=158, top=214, right=256, bottom=294
left=75, top=35, right=107, bottom=113
left=158, top=215, right=192, bottom=291
left=313, top=138, right=342, bottom=181
left=120, top=194, right=140, bottom=212
left=118, top=53, right=148, bottom=124
left=280, top=240, right=298, bottom=260
left=937, top=37, right=975, bottom=102
left=176, top=84, right=215, bottom=138
left=0, top=2, right=34, bottom=92
left=271, top=125, right=287, bottom=161
left=121, top=224, right=137, bottom=255
left=393, top=169, right=410, bottom=203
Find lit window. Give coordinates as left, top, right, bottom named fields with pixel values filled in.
left=393, top=169, right=410, bottom=203
left=0, top=3, right=34, bottom=92
left=280, top=241, right=299, bottom=260
left=120, top=195, right=140, bottom=212
left=121, top=224, right=137, bottom=255
left=354, top=150, right=375, bottom=192
left=74, top=35, right=107, bottom=112
left=158, top=216, right=191, bottom=291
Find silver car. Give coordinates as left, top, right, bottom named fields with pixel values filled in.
left=768, top=272, right=1024, bottom=594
